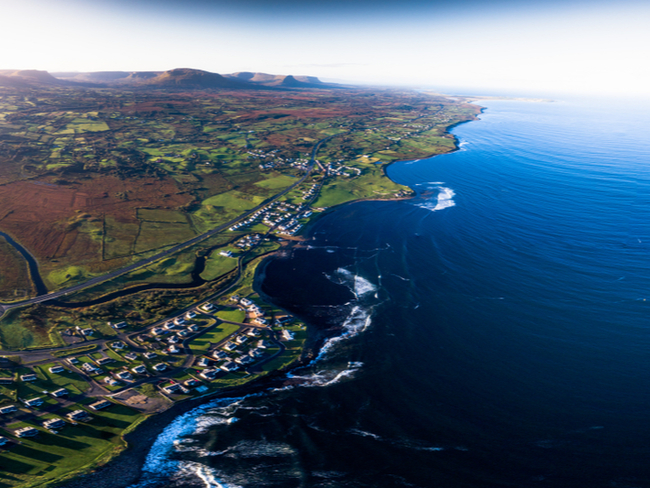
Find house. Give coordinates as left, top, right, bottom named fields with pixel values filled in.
left=185, top=311, right=197, bottom=320
left=80, top=328, right=94, bottom=336
left=281, top=330, right=295, bottom=341
left=199, top=369, right=217, bottom=380
left=274, top=315, right=293, bottom=325
left=143, top=352, right=158, bottom=360
left=177, top=330, right=189, bottom=337
left=67, top=410, right=90, bottom=421
left=240, top=298, right=253, bottom=307
left=220, top=361, right=238, bottom=372
left=67, top=357, right=79, bottom=365
left=173, top=317, right=185, bottom=326
left=152, top=363, right=167, bottom=372
left=167, top=335, right=180, bottom=344
left=96, top=357, right=114, bottom=366
left=235, top=335, right=248, bottom=344
left=82, top=363, right=100, bottom=373
left=49, top=365, right=65, bottom=374
left=162, top=384, right=181, bottom=394
left=163, top=321, right=176, bottom=331
left=197, top=357, right=212, bottom=367
left=167, top=345, right=181, bottom=354
left=51, top=388, right=68, bottom=398
left=110, top=321, right=128, bottom=329
left=249, top=348, right=263, bottom=358
left=219, top=250, right=233, bottom=257
left=0, top=405, right=17, bottom=414
left=252, top=317, right=268, bottom=326
left=89, top=400, right=112, bottom=411
left=24, top=397, right=43, bottom=407
left=124, top=352, right=138, bottom=361
left=246, top=328, right=261, bottom=337
left=43, top=418, right=66, bottom=431
left=229, top=294, right=240, bottom=302
left=257, top=340, right=271, bottom=349
left=212, top=350, right=228, bottom=360
left=199, top=302, right=214, bottom=312
left=151, top=327, right=165, bottom=336
left=0, top=436, right=7, bottom=446
left=116, top=371, right=133, bottom=381
left=184, top=378, right=201, bottom=388
left=111, top=341, right=126, bottom=350
left=131, top=365, right=147, bottom=375
left=187, top=324, right=199, bottom=332
left=21, top=374, right=37, bottom=382
left=104, top=377, right=120, bottom=386
left=234, top=355, right=254, bottom=365
left=0, top=377, right=13, bottom=385
left=15, top=427, right=39, bottom=438
left=223, top=342, right=237, bottom=352
left=247, top=304, right=262, bottom=314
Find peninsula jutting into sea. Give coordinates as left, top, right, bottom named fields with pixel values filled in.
left=0, top=68, right=480, bottom=487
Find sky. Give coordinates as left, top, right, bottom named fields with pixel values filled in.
left=1, top=0, right=649, bottom=97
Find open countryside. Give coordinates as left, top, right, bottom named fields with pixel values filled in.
left=0, top=70, right=479, bottom=487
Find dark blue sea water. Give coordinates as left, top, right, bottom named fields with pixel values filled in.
left=133, top=98, right=650, bottom=488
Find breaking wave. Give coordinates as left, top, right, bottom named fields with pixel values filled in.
left=286, top=360, right=363, bottom=388
left=418, top=185, right=456, bottom=212
left=316, top=305, right=373, bottom=361
left=328, top=268, right=378, bottom=298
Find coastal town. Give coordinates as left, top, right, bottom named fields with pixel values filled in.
left=0, top=290, right=306, bottom=459
left=0, top=76, right=480, bottom=487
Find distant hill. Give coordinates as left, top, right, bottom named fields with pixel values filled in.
left=226, top=71, right=330, bottom=88
left=53, top=71, right=133, bottom=82
left=0, top=69, right=67, bottom=87
left=0, top=68, right=339, bottom=91
left=142, top=68, right=252, bottom=89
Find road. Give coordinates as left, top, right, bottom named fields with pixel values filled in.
left=0, top=135, right=336, bottom=318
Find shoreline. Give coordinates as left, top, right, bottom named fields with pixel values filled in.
left=55, top=107, right=485, bottom=488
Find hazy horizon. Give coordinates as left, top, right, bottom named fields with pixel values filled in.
left=1, top=0, right=649, bottom=98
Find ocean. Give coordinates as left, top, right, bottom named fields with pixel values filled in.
left=130, top=97, right=650, bottom=488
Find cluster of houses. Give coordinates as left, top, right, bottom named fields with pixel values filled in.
left=302, top=183, right=319, bottom=200
left=195, top=326, right=271, bottom=379
left=234, top=233, right=262, bottom=250
left=66, top=350, right=166, bottom=386
left=289, top=158, right=310, bottom=171
left=227, top=199, right=309, bottom=237
left=147, top=309, right=206, bottom=354
left=327, top=162, right=361, bottom=178
left=10, top=399, right=110, bottom=440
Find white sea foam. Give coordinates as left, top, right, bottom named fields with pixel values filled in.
left=287, top=363, right=362, bottom=388
left=223, top=440, right=297, bottom=459
left=176, top=462, right=239, bottom=488
left=349, top=428, right=382, bottom=441
left=418, top=186, right=456, bottom=212
left=316, top=305, right=372, bottom=361
left=333, top=268, right=378, bottom=298
left=131, top=396, right=253, bottom=487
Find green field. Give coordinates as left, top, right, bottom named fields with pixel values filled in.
left=188, top=322, right=241, bottom=353
left=215, top=309, right=246, bottom=323
left=254, top=174, right=297, bottom=190
left=0, top=403, right=143, bottom=487
left=200, top=250, right=238, bottom=281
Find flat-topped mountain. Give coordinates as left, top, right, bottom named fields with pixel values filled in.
left=143, top=68, right=251, bottom=89
left=0, top=69, right=68, bottom=87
